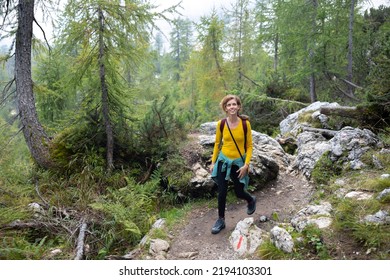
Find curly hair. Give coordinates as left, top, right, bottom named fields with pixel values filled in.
left=219, top=94, right=249, bottom=120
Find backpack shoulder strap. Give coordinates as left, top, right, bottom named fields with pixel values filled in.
left=219, top=118, right=248, bottom=148
left=221, top=118, right=248, bottom=152
left=220, top=118, right=226, bottom=133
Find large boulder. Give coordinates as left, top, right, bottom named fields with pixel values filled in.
left=279, top=101, right=340, bottom=137
left=291, top=126, right=383, bottom=178
left=278, top=101, right=384, bottom=178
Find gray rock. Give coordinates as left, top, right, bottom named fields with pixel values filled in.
left=270, top=226, right=294, bottom=253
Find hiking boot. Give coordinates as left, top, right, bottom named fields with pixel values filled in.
left=247, top=196, right=256, bottom=215
left=211, top=218, right=225, bottom=234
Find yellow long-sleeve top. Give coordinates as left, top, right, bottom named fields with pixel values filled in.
left=211, top=118, right=253, bottom=166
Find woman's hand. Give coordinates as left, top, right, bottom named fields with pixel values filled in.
left=209, top=163, right=215, bottom=173
left=237, top=164, right=249, bottom=179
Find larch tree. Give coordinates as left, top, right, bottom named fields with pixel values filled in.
left=308, top=0, right=318, bottom=102
left=197, top=11, right=228, bottom=91
left=273, top=1, right=311, bottom=88
left=169, top=18, right=193, bottom=82
left=254, top=0, right=277, bottom=71
left=1, top=0, right=55, bottom=169
left=347, top=0, right=356, bottom=98
left=224, top=0, right=253, bottom=89
left=58, top=0, right=176, bottom=173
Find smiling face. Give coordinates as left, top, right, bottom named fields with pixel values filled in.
left=224, top=98, right=240, bottom=116
left=220, top=94, right=243, bottom=116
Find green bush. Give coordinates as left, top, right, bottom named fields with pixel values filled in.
left=88, top=177, right=159, bottom=258
left=311, top=152, right=343, bottom=185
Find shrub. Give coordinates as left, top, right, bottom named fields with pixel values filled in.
left=311, top=152, right=343, bottom=185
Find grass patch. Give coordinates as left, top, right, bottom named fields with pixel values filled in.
left=332, top=193, right=390, bottom=256
left=311, top=152, right=343, bottom=185
left=257, top=240, right=292, bottom=260
left=300, top=225, right=330, bottom=259
left=297, top=111, right=322, bottom=128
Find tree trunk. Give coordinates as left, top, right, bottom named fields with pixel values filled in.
left=237, top=1, right=244, bottom=85
left=98, top=7, right=114, bottom=172
left=347, top=0, right=355, bottom=97
left=274, top=33, right=278, bottom=72
left=320, top=104, right=389, bottom=130
left=320, top=106, right=361, bottom=119
left=15, top=0, right=52, bottom=169
left=212, top=38, right=228, bottom=91
left=309, top=0, right=318, bottom=103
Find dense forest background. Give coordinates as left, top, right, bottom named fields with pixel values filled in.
left=0, top=0, right=389, bottom=259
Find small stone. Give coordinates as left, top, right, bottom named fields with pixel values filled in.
left=259, top=215, right=268, bottom=222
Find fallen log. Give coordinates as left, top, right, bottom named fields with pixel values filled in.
left=302, top=126, right=338, bottom=138
left=320, top=104, right=390, bottom=131
left=106, top=248, right=142, bottom=260
left=74, top=219, right=88, bottom=260
left=0, top=220, right=50, bottom=230
left=320, top=106, right=362, bottom=119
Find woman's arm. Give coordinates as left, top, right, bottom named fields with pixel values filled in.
left=244, top=121, right=253, bottom=166
left=210, top=120, right=222, bottom=172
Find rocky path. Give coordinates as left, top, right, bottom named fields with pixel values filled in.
left=166, top=171, right=314, bottom=260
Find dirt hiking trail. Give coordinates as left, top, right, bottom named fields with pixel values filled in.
left=165, top=172, right=314, bottom=260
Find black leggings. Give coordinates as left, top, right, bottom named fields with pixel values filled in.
left=215, top=161, right=253, bottom=218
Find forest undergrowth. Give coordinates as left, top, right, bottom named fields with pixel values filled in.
left=1, top=121, right=390, bottom=260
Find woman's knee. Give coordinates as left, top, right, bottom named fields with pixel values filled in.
left=234, top=186, right=246, bottom=198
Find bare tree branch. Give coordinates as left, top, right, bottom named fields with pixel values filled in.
left=1, top=78, right=15, bottom=106
left=339, top=77, right=363, bottom=90
left=33, top=17, right=51, bottom=52
left=1, top=220, right=54, bottom=231
left=74, top=218, right=88, bottom=260
left=239, top=71, right=261, bottom=88
left=324, top=71, right=360, bottom=100
left=0, top=125, right=23, bottom=154
left=241, top=72, right=309, bottom=106
left=35, top=179, right=50, bottom=209
left=259, top=95, right=309, bottom=106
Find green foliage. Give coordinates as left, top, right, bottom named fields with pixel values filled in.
left=243, top=72, right=309, bottom=135
left=257, top=223, right=334, bottom=260
left=169, top=18, right=193, bottom=81
left=377, top=128, right=390, bottom=147
left=138, top=95, right=187, bottom=161
left=311, top=152, right=343, bottom=185
left=33, top=45, right=77, bottom=132
left=297, top=111, right=322, bottom=128
left=159, top=153, right=192, bottom=195
left=0, top=120, right=35, bottom=224
left=0, top=236, right=50, bottom=260
left=363, top=7, right=390, bottom=95
left=0, top=189, right=33, bottom=225
left=363, top=177, right=390, bottom=193
left=49, top=117, right=107, bottom=172
left=88, top=177, right=160, bottom=258
left=327, top=168, right=390, bottom=256
left=0, top=124, right=32, bottom=183
left=360, top=150, right=390, bottom=172
left=301, top=225, right=329, bottom=259
left=257, top=240, right=291, bottom=260
left=2, top=0, right=390, bottom=261
left=49, top=110, right=139, bottom=175
left=333, top=197, right=390, bottom=252
left=159, top=204, right=192, bottom=228
left=271, top=212, right=280, bottom=222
